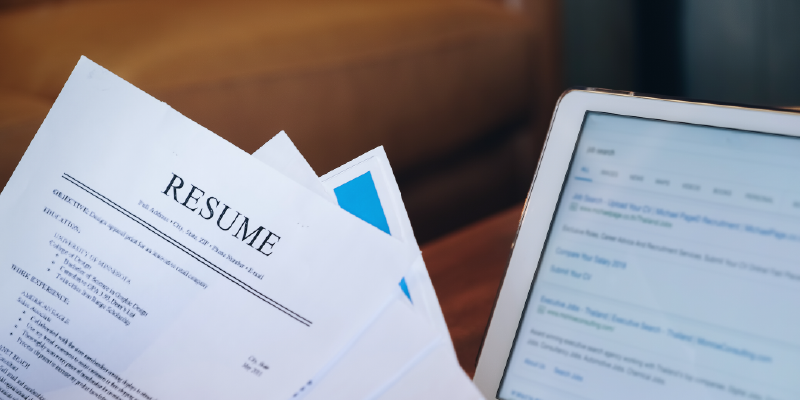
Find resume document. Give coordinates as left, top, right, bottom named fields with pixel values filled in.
left=0, top=58, right=413, bottom=400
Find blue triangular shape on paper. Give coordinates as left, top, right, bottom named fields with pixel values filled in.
left=399, top=277, right=412, bottom=303
left=333, top=172, right=410, bottom=302
left=333, top=171, right=391, bottom=235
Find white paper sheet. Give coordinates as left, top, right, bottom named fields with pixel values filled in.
left=255, top=141, right=448, bottom=333
left=298, top=289, right=440, bottom=400
left=319, top=147, right=448, bottom=333
left=254, top=137, right=479, bottom=399
left=0, top=57, right=413, bottom=400
left=319, top=147, right=416, bottom=250
left=254, top=137, right=442, bottom=399
left=251, top=131, right=336, bottom=203
left=369, top=340, right=484, bottom=400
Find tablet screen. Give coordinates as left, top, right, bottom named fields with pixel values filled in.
left=498, top=112, right=800, bottom=400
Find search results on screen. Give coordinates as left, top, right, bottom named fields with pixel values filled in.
left=499, top=113, right=800, bottom=400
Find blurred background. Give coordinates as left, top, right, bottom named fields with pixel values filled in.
left=1, top=0, right=798, bottom=244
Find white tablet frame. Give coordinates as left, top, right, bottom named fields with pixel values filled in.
left=472, top=88, right=800, bottom=399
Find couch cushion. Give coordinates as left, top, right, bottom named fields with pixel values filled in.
left=0, top=0, right=534, bottom=174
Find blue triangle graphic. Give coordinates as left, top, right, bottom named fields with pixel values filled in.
left=399, top=277, right=412, bottom=303
left=333, top=171, right=391, bottom=235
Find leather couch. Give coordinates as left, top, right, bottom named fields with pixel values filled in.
left=0, top=0, right=560, bottom=242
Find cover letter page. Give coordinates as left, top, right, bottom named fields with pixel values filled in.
left=0, top=58, right=412, bottom=400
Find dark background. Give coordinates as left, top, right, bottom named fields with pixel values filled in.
left=562, top=0, right=800, bottom=106
left=1, top=0, right=798, bottom=245
left=414, top=0, right=800, bottom=243
left=410, top=0, right=800, bottom=244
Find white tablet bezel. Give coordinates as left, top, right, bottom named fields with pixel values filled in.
left=472, top=88, right=800, bottom=399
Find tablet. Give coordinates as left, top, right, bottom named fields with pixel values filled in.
left=474, top=89, right=800, bottom=400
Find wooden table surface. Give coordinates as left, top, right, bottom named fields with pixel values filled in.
left=421, top=203, right=524, bottom=377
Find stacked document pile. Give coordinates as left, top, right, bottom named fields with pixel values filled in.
left=0, top=58, right=484, bottom=400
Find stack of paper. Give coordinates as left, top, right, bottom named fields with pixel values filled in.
left=0, top=57, right=484, bottom=400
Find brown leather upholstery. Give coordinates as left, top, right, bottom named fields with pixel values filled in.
left=0, top=0, right=535, bottom=175
left=0, top=92, right=50, bottom=188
